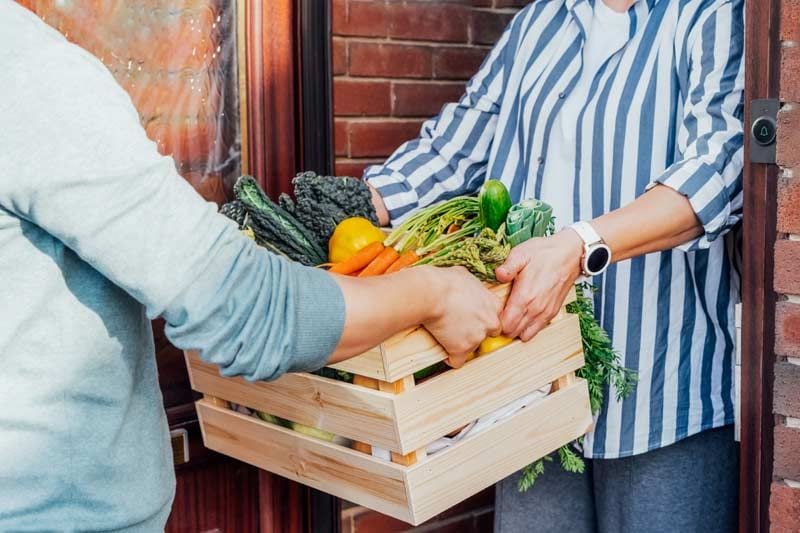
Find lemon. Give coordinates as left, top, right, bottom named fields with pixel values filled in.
left=477, top=335, right=514, bottom=356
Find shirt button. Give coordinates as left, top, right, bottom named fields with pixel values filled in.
left=537, top=156, right=544, bottom=164
left=558, top=92, right=566, bottom=99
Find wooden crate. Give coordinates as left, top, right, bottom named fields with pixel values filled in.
left=185, top=285, right=592, bottom=525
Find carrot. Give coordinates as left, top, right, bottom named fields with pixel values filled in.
left=328, top=242, right=384, bottom=274
left=350, top=268, right=364, bottom=276
left=384, top=250, right=420, bottom=274
left=358, top=247, right=400, bottom=277
left=447, top=223, right=460, bottom=234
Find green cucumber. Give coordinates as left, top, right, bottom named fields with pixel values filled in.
left=479, top=180, right=512, bottom=232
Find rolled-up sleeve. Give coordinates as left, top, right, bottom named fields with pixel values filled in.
left=0, top=40, right=344, bottom=381
left=649, top=0, right=744, bottom=251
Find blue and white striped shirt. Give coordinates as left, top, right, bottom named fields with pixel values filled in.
left=366, top=0, right=744, bottom=459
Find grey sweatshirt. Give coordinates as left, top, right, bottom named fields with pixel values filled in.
left=0, top=3, right=345, bottom=531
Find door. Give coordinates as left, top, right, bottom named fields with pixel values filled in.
left=740, top=0, right=780, bottom=532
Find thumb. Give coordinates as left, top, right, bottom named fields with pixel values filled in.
left=496, top=248, right=527, bottom=283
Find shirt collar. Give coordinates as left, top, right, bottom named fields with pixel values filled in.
left=566, top=0, right=657, bottom=41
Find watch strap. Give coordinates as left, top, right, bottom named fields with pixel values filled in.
left=569, top=220, right=603, bottom=246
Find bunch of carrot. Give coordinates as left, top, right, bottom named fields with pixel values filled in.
left=328, top=242, right=419, bottom=277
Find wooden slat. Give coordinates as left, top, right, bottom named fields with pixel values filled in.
left=393, top=314, right=584, bottom=453
left=196, top=400, right=413, bottom=523
left=186, top=353, right=401, bottom=450
left=195, top=381, right=592, bottom=527
left=331, top=284, right=578, bottom=382
left=405, top=378, right=592, bottom=524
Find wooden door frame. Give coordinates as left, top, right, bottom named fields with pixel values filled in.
left=740, top=1, right=780, bottom=531
left=239, top=0, right=337, bottom=531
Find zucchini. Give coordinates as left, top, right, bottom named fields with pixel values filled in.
left=479, top=180, right=512, bottom=232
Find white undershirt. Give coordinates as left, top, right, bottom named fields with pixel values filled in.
left=539, top=0, right=631, bottom=227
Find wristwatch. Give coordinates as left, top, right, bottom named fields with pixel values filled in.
left=568, top=221, right=612, bottom=277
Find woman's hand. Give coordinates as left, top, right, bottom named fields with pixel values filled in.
left=495, top=230, right=584, bottom=341
left=422, top=266, right=503, bottom=367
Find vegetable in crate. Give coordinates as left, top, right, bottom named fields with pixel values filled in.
left=478, top=179, right=512, bottom=232
left=505, top=199, right=554, bottom=247
left=328, top=217, right=386, bottom=264
left=230, top=176, right=327, bottom=266
left=279, top=172, right=379, bottom=248
left=415, top=227, right=510, bottom=281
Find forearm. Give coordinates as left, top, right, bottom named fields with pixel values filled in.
left=327, top=267, right=442, bottom=362
left=589, top=185, right=703, bottom=263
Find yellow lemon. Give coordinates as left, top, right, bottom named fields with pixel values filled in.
left=477, top=335, right=514, bottom=356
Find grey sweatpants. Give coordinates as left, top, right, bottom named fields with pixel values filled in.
left=495, top=426, right=739, bottom=533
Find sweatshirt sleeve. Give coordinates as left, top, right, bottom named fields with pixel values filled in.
left=0, top=37, right=344, bottom=381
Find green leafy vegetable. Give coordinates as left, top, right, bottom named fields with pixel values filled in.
left=505, top=199, right=553, bottom=247
left=232, top=176, right=327, bottom=265
left=279, top=172, right=379, bottom=248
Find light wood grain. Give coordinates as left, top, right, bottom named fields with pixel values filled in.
left=186, top=354, right=401, bottom=450
left=393, top=314, right=584, bottom=453
left=405, top=378, right=592, bottom=524
left=197, top=399, right=413, bottom=522
left=334, top=286, right=577, bottom=382
left=195, top=379, right=591, bottom=526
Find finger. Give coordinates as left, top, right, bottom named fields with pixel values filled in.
left=520, top=318, right=548, bottom=342
left=495, top=247, right=528, bottom=283
left=500, top=277, right=534, bottom=334
left=445, top=353, right=469, bottom=369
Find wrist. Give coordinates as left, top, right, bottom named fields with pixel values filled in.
left=417, top=265, right=448, bottom=323
left=555, top=229, right=585, bottom=280
left=368, top=183, right=390, bottom=227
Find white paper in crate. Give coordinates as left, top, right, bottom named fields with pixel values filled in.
left=371, top=383, right=552, bottom=460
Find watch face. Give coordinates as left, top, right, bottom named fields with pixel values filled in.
left=587, top=246, right=611, bottom=274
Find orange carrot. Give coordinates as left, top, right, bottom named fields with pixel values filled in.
left=384, top=250, right=420, bottom=274
left=447, top=223, right=460, bottom=234
left=350, top=268, right=364, bottom=276
left=328, top=242, right=384, bottom=274
left=358, top=247, right=400, bottom=277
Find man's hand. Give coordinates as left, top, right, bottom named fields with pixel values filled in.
left=495, top=230, right=584, bottom=341
left=368, top=183, right=390, bottom=227
left=422, top=266, right=503, bottom=367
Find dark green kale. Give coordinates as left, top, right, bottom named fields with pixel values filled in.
left=279, top=172, right=379, bottom=248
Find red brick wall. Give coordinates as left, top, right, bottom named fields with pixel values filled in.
left=770, top=0, right=800, bottom=530
left=332, top=0, right=529, bottom=178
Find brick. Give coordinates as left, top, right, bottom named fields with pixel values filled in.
left=433, top=46, right=489, bottom=79
left=471, top=9, right=514, bottom=45
left=349, top=119, right=424, bottom=157
left=782, top=0, right=800, bottom=41
left=777, top=105, right=800, bottom=168
left=775, top=424, right=800, bottom=480
left=334, top=119, right=349, bottom=157
left=334, top=79, right=392, bottom=116
left=393, top=81, right=464, bottom=116
left=333, top=37, right=347, bottom=75
left=332, top=0, right=349, bottom=35
left=349, top=42, right=433, bottom=78
left=775, top=239, right=800, bottom=295
left=781, top=44, right=800, bottom=103
left=334, top=159, right=383, bottom=177
left=771, top=483, right=800, bottom=533
left=387, top=2, right=470, bottom=43
left=335, top=0, right=389, bottom=38
left=777, top=300, right=800, bottom=356
left=778, top=175, right=800, bottom=234
left=774, top=360, right=800, bottom=416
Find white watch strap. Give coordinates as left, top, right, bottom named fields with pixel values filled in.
left=569, top=221, right=603, bottom=246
